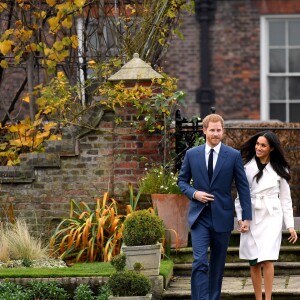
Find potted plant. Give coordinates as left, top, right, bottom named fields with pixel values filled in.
left=139, top=165, right=190, bottom=248
left=122, top=209, right=165, bottom=276
left=108, top=253, right=152, bottom=300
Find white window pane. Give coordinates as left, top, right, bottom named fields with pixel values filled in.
left=269, top=21, right=285, bottom=46
left=86, top=19, right=106, bottom=59
left=270, top=103, right=285, bottom=121
left=289, top=49, right=300, bottom=72
left=270, top=49, right=285, bottom=73
left=288, top=20, right=300, bottom=46
left=87, top=23, right=100, bottom=55
left=290, top=103, right=300, bottom=122
left=264, top=17, right=300, bottom=121
left=289, top=77, right=300, bottom=100
left=269, top=77, right=285, bottom=100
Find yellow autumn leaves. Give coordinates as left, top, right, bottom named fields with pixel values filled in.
left=0, top=2, right=7, bottom=12
left=47, top=0, right=86, bottom=33
left=0, top=40, right=14, bottom=55
left=46, top=0, right=86, bottom=8
left=0, top=116, right=61, bottom=166
left=0, top=0, right=84, bottom=73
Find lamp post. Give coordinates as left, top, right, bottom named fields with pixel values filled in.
left=195, top=0, right=216, bottom=118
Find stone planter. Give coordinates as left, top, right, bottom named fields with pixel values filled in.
left=151, top=194, right=190, bottom=248
left=108, top=294, right=152, bottom=300
left=122, top=244, right=161, bottom=276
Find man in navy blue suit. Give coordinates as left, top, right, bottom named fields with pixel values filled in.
left=178, top=114, right=252, bottom=300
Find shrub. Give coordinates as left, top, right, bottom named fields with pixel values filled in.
left=50, top=192, right=124, bottom=262
left=110, top=253, right=126, bottom=272
left=0, top=218, right=48, bottom=262
left=0, top=291, right=31, bottom=300
left=108, top=270, right=151, bottom=297
left=122, top=209, right=165, bottom=246
left=96, top=284, right=112, bottom=300
left=74, top=284, right=94, bottom=300
left=0, top=281, right=31, bottom=300
left=107, top=254, right=151, bottom=297
left=27, top=281, right=69, bottom=300
left=139, top=164, right=182, bottom=195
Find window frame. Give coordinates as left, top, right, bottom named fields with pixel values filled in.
left=260, top=15, right=300, bottom=122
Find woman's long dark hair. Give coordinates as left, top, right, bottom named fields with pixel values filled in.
left=240, top=130, right=291, bottom=183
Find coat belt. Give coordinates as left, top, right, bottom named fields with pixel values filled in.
left=251, top=193, right=278, bottom=224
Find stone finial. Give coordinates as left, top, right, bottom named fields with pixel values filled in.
left=108, top=53, right=163, bottom=82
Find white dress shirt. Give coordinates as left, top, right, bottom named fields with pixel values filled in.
left=205, top=142, right=221, bottom=171
left=193, top=143, right=221, bottom=199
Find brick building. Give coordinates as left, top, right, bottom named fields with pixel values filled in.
left=162, top=0, right=300, bottom=122
left=1, top=1, right=300, bottom=123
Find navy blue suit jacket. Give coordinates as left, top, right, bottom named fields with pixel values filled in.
left=178, top=143, right=252, bottom=232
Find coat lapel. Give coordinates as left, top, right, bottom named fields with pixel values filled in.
left=247, top=158, right=278, bottom=193
left=195, top=145, right=210, bottom=184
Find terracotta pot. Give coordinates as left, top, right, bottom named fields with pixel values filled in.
left=151, top=194, right=190, bottom=248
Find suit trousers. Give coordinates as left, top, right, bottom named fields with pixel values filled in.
left=190, top=205, right=231, bottom=300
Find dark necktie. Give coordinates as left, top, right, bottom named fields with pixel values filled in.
left=208, top=148, right=214, bottom=182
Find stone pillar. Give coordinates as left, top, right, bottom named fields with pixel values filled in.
left=107, top=53, right=164, bottom=196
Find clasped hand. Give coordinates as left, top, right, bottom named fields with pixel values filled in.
left=194, top=191, right=214, bottom=204
left=238, top=220, right=250, bottom=233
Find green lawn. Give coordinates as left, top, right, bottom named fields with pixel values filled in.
left=0, top=259, right=174, bottom=279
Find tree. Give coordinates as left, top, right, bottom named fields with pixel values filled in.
left=0, top=0, right=84, bottom=122
left=0, top=0, right=193, bottom=124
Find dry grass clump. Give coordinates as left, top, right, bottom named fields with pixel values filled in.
left=0, top=230, right=10, bottom=262
left=0, top=219, right=48, bottom=263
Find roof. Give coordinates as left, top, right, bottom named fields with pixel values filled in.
left=108, top=53, right=163, bottom=81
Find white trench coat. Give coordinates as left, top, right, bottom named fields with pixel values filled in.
left=235, top=158, right=294, bottom=263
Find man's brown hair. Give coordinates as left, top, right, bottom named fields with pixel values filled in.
left=202, top=114, right=224, bottom=129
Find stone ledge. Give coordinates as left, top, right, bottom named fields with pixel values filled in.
left=0, top=137, right=79, bottom=184
left=20, top=153, right=61, bottom=168
left=44, top=138, right=79, bottom=156
left=0, top=166, right=35, bottom=183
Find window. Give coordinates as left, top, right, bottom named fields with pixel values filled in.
left=85, top=17, right=121, bottom=61
left=261, top=16, right=300, bottom=122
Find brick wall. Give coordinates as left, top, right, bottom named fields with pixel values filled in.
left=0, top=107, right=163, bottom=237
left=161, top=10, right=201, bottom=118
left=1, top=0, right=300, bottom=236
left=1, top=110, right=299, bottom=237
left=162, top=0, right=300, bottom=120
left=162, top=0, right=260, bottom=119
left=3, top=0, right=300, bottom=122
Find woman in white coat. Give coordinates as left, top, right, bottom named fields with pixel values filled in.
left=235, top=131, right=298, bottom=300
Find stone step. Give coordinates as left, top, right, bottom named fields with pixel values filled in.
left=170, top=245, right=300, bottom=264
left=226, top=245, right=300, bottom=263
left=173, top=262, right=300, bottom=277
left=162, top=275, right=300, bottom=300
left=183, top=218, right=300, bottom=248
left=184, top=229, right=300, bottom=248
left=162, top=219, right=300, bottom=299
